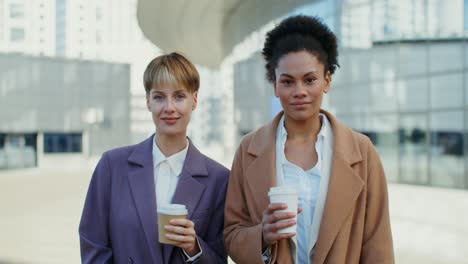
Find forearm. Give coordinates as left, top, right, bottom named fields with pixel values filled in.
left=224, top=223, right=265, bottom=264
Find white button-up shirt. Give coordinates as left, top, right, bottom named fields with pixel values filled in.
left=152, top=138, right=202, bottom=262
left=275, top=113, right=331, bottom=264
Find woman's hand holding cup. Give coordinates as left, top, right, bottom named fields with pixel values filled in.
left=164, top=219, right=200, bottom=256
left=262, top=186, right=300, bottom=249
left=158, top=204, right=200, bottom=256
left=262, top=203, right=302, bottom=248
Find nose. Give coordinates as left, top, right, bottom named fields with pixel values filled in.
left=293, top=82, right=307, bottom=98
left=164, top=97, right=176, bottom=113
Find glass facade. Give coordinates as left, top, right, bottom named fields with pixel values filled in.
left=232, top=0, right=468, bottom=189
left=298, top=0, right=468, bottom=189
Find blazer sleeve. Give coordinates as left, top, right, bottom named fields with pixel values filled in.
left=223, top=147, right=267, bottom=264
left=79, top=153, right=113, bottom=264
left=188, top=167, right=229, bottom=264
left=361, top=140, right=395, bottom=264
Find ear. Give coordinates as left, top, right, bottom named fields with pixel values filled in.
left=323, top=71, right=331, bottom=94
left=146, top=93, right=151, bottom=111
left=192, top=91, right=198, bottom=110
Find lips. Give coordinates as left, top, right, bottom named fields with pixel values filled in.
left=290, top=101, right=311, bottom=106
left=161, top=117, right=180, bottom=125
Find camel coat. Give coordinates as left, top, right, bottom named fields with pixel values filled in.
left=224, top=110, right=394, bottom=264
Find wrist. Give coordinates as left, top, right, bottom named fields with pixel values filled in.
left=184, top=241, right=200, bottom=257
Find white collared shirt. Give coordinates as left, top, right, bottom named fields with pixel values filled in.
left=152, top=137, right=202, bottom=262
left=153, top=138, right=188, bottom=206
left=275, top=113, right=332, bottom=264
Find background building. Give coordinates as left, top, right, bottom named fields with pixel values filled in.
left=0, top=53, right=130, bottom=169
left=138, top=0, right=468, bottom=190
left=0, top=0, right=226, bottom=165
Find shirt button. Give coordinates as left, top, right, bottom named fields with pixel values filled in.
left=127, top=257, right=133, bottom=264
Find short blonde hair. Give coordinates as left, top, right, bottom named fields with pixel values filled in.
left=143, top=52, right=200, bottom=94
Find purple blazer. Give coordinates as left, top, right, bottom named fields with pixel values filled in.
left=79, top=135, right=229, bottom=264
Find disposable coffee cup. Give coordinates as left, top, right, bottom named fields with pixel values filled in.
left=157, top=204, right=188, bottom=245
left=268, top=186, right=298, bottom=234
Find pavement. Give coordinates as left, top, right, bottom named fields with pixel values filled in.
left=0, top=164, right=467, bottom=263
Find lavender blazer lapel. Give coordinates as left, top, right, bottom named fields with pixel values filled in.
left=127, top=135, right=164, bottom=264
left=162, top=141, right=208, bottom=264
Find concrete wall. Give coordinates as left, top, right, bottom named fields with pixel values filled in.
left=0, top=53, right=131, bottom=156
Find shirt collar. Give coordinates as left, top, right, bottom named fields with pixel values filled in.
left=152, top=137, right=189, bottom=177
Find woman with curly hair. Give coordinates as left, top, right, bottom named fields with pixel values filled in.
left=224, top=15, right=394, bottom=264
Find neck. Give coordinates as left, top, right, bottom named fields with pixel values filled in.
left=155, top=132, right=188, bottom=157
left=284, top=113, right=322, bottom=141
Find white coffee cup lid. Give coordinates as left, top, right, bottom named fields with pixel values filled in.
left=157, top=204, right=188, bottom=215
left=268, top=186, right=297, bottom=196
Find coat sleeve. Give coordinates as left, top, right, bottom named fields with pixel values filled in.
left=188, top=167, right=229, bottom=264
left=361, top=139, right=395, bottom=264
left=79, top=153, right=113, bottom=264
left=223, top=146, right=268, bottom=264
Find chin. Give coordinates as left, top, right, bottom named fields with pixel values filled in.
left=157, top=127, right=184, bottom=137
left=286, top=111, right=315, bottom=121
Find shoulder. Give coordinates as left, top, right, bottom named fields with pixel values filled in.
left=325, top=111, right=376, bottom=156
left=101, top=144, right=136, bottom=162
left=351, top=130, right=374, bottom=150
left=238, top=120, right=276, bottom=152
left=202, top=154, right=230, bottom=180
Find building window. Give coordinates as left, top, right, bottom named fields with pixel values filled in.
left=10, top=3, right=24, bottom=18
left=0, top=134, right=5, bottom=149
left=10, top=28, right=25, bottom=42
left=44, top=133, right=82, bottom=153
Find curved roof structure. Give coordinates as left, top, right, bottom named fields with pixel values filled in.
left=136, top=0, right=310, bottom=68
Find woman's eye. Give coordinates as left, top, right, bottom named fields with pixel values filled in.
left=153, top=95, right=164, bottom=100
left=281, top=79, right=293, bottom=86
left=305, top=78, right=316, bottom=84
left=175, top=93, right=186, bottom=100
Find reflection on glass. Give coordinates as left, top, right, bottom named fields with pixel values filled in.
left=400, top=114, right=428, bottom=184
left=349, top=84, right=370, bottom=114
left=371, top=81, right=397, bottom=112
left=328, top=87, right=350, bottom=115
left=340, top=5, right=372, bottom=48
left=429, top=43, right=463, bottom=73
left=398, top=44, right=428, bottom=78
left=371, top=46, right=397, bottom=81
left=398, top=77, right=428, bottom=111
left=372, top=114, right=398, bottom=182
left=427, top=0, right=464, bottom=38
left=372, top=0, right=427, bottom=40
left=349, top=50, right=371, bottom=83
left=336, top=114, right=369, bottom=132
left=430, top=111, right=464, bottom=188
left=430, top=73, right=463, bottom=109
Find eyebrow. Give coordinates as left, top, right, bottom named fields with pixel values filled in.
left=279, top=71, right=317, bottom=78
left=151, top=89, right=187, bottom=94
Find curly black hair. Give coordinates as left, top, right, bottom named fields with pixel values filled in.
left=262, top=15, right=339, bottom=83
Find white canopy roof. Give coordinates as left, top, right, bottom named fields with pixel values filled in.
left=136, top=0, right=311, bottom=68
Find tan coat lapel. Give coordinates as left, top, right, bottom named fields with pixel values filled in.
left=243, top=114, right=280, bottom=223
left=243, top=114, right=294, bottom=263
left=312, top=111, right=365, bottom=263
